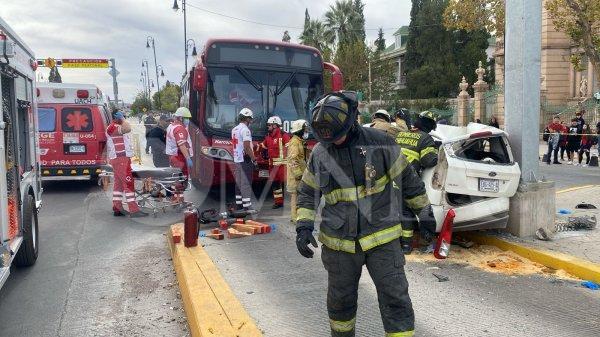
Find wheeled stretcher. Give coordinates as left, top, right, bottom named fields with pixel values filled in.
left=99, top=165, right=191, bottom=217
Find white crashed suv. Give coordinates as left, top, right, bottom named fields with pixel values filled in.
left=423, top=123, right=521, bottom=232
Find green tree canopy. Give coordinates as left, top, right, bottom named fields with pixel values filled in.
left=152, top=82, right=181, bottom=113
left=375, top=28, right=386, bottom=52
left=131, top=92, right=153, bottom=115
left=325, top=0, right=365, bottom=47
left=405, top=0, right=461, bottom=98
left=333, top=41, right=368, bottom=93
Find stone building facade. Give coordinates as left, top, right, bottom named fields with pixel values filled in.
left=493, top=0, right=598, bottom=128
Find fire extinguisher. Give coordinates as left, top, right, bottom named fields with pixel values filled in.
left=184, top=208, right=199, bottom=247
left=434, top=209, right=456, bottom=259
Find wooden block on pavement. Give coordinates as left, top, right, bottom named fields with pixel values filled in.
left=206, top=233, right=224, bottom=240
left=227, top=228, right=252, bottom=239
left=171, top=223, right=183, bottom=243
left=232, top=224, right=258, bottom=235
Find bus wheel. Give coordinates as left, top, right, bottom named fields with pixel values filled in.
left=14, top=194, right=39, bottom=267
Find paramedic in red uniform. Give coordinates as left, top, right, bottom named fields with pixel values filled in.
left=259, top=116, right=290, bottom=209
left=106, top=111, right=148, bottom=218
left=166, top=107, right=194, bottom=202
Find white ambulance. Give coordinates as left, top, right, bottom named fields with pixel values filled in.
left=0, top=17, right=42, bottom=288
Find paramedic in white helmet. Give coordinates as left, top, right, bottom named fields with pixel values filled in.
left=231, top=108, right=256, bottom=211
left=166, top=107, right=194, bottom=203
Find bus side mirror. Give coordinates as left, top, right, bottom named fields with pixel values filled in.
left=324, top=62, right=344, bottom=91
left=193, top=66, right=207, bottom=92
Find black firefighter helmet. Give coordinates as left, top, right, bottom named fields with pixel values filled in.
left=414, top=110, right=437, bottom=133
left=310, top=91, right=359, bottom=144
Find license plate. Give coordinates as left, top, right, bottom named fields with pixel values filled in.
left=479, top=178, right=499, bottom=192
left=69, top=145, right=86, bottom=153
left=258, top=170, right=270, bottom=178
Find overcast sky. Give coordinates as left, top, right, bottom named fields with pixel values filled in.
left=1, top=0, right=411, bottom=102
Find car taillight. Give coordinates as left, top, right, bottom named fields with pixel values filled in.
left=469, top=131, right=493, bottom=139
left=77, top=90, right=89, bottom=98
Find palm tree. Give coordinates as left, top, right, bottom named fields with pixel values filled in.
left=299, top=19, right=335, bottom=53
left=324, top=0, right=363, bottom=46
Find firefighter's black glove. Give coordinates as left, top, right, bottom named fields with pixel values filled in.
left=418, top=205, right=437, bottom=238
left=296, top=228, right=318, bottom=258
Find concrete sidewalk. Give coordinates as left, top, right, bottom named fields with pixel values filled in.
left=511, top=185, right=600, bottom=265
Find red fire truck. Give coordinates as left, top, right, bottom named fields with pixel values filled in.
left=181, top=38, right=343, bottom=187
left=1, top=17, right=42, bottom=288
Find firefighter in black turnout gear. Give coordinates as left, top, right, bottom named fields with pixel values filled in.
left=295, top=91, right=435, bottom=337
left=395, top=110, right=439, bottom=253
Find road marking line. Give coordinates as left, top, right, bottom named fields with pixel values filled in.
left=556, top=185, right=598, bottom=194
left=168, top=231, right=263, bottom=337
left=466, top=234, right=600, bottom=284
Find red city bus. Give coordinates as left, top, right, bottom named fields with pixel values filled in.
left=181, top=38, right=343, bottom=187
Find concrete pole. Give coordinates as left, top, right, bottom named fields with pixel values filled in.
left=110, top=58, right=119, bottom=105
left=504, top=0, right=555, bottom=238
left=504, top=0, right=542, bottom=182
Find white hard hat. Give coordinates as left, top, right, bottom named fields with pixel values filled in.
left=290, top=119, right=307, bottom=134
left=374, top=109, right=391, bottom=122
left=174, top=107, right=192, bottom=118
left=267, top=116, right=282, bottom=126
left=239, top=108, right=253, bottom=118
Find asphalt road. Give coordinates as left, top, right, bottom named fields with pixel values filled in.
left=202, top=204, right=600, bottom=337
left=0, top=181, right=188, bottom=337
left=0, top=139, right=597, bottom=336
left=539, top=162, right=600, bottom=190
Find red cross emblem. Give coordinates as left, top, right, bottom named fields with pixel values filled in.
left=66, top=110, right=89, bottom=131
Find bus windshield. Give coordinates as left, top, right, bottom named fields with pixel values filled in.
left=205, top=67, right=323, bottom=138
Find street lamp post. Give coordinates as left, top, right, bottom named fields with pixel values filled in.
left=172, top=0, right=188, bottom=75
left=187, top=39, right=198, bottom=62
left=146, top=36, right=161, bottom=109
left=141, top=60, right=151, bottom=101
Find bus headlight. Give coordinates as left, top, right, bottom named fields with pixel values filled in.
left=201, top=146, right=233, bottom=161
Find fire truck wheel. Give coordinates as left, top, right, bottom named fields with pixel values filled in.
left=191, top=178, right=203, bottom=189
left=14, top=194, right=39, bottom=267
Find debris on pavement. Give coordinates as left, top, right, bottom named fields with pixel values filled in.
left=535, top=228, right=552, bottom=241
left=555, top=215, right=597, bottom=232
left=432, top=273, right=450, bottom=282
left=558, top=209, right=573, bottom=215
left=581, top=281, right=600, bottom=290
left=575, top=203, right=597, bottom=210
left=408, top=244, right=579, bottom=280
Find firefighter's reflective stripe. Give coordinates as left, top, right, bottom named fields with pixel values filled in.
left=302, top=170, right=318, bottom=189
left=330, top=317, right=356, bottom=332
left=405, top=193, right=429, bottom=211
left=323, top=170, right=395, bottom=204
left=318, top=231, right=356, bottom=253
left=273, top=189, right=284, bottom=198
left=420, top=146, right=437, bottom=158
left=358, top=224, right=402, bottom=251
left=296, top=208, right=315, bottom=222
left=401, top=148, right=420, bottom=163
left=402, top=229, right=413, bottom=238
left=388, top=155, right=409, bottom=180
left=386, top=330, right=415, bottom=337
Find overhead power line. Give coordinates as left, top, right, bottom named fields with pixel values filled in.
left=185, top=1, right=420, bottom=32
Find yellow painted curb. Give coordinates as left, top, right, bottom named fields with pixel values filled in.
left=466, top=234, right=600, bottom=284
left=168, top=231, right=263, bottom=337
left=556, top=185, right=598, bottom=194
